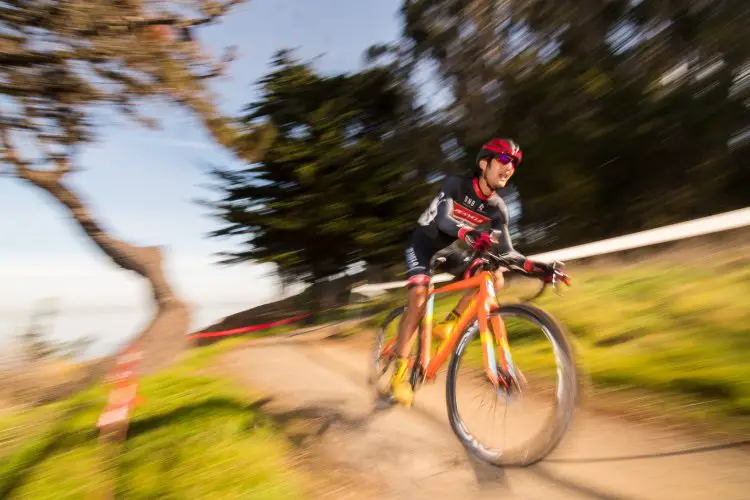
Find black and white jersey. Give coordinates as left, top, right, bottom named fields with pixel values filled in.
left=413, top=174, right=518, bottom=257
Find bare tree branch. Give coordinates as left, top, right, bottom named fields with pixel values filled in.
left=1, top=124, right=67, bottom=185
left=0, top=118, right=30, bottom=174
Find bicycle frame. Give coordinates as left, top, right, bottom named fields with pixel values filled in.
left=420, top=269, right=514, bottom=390
left=380, top=269, right=515, bottom=391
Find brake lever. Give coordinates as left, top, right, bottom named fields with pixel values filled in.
left=553, top=273, right=564, bottom=296
left=551, top=265, right=572, bottom=296
left=521, top=261, right=571, bottom=302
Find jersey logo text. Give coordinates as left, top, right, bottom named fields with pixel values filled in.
left=451, top=201, right=490, bottom=226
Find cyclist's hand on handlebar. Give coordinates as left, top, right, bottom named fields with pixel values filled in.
left=459, top=228, right=495, bottom=253
left=521, top=261, right=571, bottom=301
left=524, top=259, right=571, bottom=285
left=556, top=269, right=572, bottom=286
left=557, top=271, right=570, bottom=286
left=523, top=259, right=553, bottom=279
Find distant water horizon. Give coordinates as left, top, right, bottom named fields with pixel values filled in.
left=0, top=298, right=288, bottom=363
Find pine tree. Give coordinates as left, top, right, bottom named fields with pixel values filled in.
left=202, top=51, right=450, bottom=312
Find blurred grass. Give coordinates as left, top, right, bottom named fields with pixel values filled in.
left=370, top=245, right=750, bottom=430
left=0, top=337, right=304, bottom=499
left=532, top=251, right=750, bottom=419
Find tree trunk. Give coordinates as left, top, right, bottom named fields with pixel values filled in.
left=305, top=281, right=322, bottom=326
left=305, top=260, right=328, bottom=325
left=14, top=161, right=190, bottom=387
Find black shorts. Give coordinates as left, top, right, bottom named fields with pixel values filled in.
left=404, top=232, right=473, bottom=287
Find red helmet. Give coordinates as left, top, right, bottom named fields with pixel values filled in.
left=475, top=138, right=522, bottom=170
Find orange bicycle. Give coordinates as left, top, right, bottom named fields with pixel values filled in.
left=368, top=248, right=579, bottom=467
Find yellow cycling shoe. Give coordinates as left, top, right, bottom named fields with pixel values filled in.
left=389, top=357, right=413, bottom=407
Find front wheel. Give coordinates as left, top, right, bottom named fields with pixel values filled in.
left=445, top=302, right=579, bottom=467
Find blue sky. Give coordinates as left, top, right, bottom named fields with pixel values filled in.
left=0, top=0, right=415, bottom=355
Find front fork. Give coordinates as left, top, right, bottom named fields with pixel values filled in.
left=490, top=313, right=520, bottom=390
left=480, top=277, right=519, bottom=394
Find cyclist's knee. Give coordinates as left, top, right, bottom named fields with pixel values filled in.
left=407, top=274, right=429, bottom=292
left=406, top=275, right=429, bottom=304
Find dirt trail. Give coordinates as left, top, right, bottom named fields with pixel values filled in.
left=221, top=328, right=750, bottom=500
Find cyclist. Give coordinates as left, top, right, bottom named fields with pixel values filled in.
left=389, top=137, right=558, bottom=407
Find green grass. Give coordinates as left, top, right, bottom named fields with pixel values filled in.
left=531, top=253, right=750, bottom=418
left=0, top=338, right=305, bottom=499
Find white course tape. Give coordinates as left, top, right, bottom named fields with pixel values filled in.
left=352, top=206, right=750, bottom=296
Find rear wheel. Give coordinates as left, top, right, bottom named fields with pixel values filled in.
left=368, top=306, right=422, bottom=402
left=445, top=302, right=579, bottom=467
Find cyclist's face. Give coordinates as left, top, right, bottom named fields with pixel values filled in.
left=483, top=157, right=515, bottom=189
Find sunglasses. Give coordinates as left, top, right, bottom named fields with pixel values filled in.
left=494, top=152, right=519, bottom=168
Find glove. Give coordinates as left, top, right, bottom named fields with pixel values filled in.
left=458, top=228, right=494, bottom=252
left=522, top=259, right=555, bottom=281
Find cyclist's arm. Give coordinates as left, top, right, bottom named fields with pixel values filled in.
left=433, top=177, right=465, bottom=238
left=489, top=202, right=548, bottom=276
left=490, top=221, right=528, bottom=271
